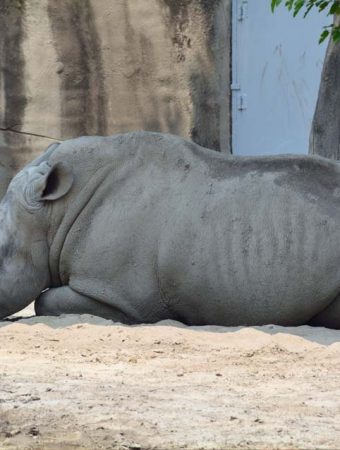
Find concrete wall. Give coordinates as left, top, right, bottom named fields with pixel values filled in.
left=0, top=0, right=231, bottom=195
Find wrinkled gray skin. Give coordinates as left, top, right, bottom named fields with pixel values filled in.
left=0, top=131, right=340, bottom=328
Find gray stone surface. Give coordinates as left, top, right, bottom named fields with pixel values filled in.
left=0, top=132, right=340, bottom=327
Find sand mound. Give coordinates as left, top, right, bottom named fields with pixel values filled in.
left=1, top=309, right=340, bottom=449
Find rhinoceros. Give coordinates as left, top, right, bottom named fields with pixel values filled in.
left=0, top=131, right=340, bottom=328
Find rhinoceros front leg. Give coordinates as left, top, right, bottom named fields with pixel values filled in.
left=308, top=294, right=340, bottom=329
left=34, top=286, right=131, bottom=323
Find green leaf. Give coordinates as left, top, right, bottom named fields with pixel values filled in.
left=332, top=24, right=340, bottom=40
left=330, top=1, right=340, bottom=14
left=271, top=0, right=283, bottom=12
left=319, top=28, right=330, bottom=42
left=271, top=0, right=340, bottom=43
left=293, top=0, right=306, bottom=16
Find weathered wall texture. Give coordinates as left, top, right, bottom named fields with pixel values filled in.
left=0, top=0, right=231, bottom=195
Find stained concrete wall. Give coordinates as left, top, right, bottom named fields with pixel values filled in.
left=0, top=0, right=231, bottom=195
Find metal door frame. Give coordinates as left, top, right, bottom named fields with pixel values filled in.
left=231, top=0, right=247, bottom=155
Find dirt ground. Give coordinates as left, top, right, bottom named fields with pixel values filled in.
left=1, top=305, right=340, bottom=450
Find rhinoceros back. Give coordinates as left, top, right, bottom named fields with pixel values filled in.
left=40, top=132, right=340, bottom=326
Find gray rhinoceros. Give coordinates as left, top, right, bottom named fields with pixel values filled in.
left=0, top=131, right=340, bottom=328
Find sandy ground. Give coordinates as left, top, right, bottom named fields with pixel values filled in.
left=0, top=305, right=340, bottom=449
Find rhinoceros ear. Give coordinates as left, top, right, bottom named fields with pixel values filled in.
left=40, top=162, right=74, bottom=201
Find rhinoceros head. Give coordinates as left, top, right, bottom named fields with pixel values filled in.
left=0, top=160, right=74, bottom=319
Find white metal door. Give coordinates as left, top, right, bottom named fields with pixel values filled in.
left=232, top=0, right=327, bottom=155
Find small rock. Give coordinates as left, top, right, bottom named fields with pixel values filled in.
left=254, top=418, right=264, bottom=424
left=56, top=62, right=64, bottom=74
left=28, top=426, right=39, bottom=436
left=5, top=429, right=21, bottom=438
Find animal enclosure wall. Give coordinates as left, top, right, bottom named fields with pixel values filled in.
left=0, top=0, right=231, bottom=196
